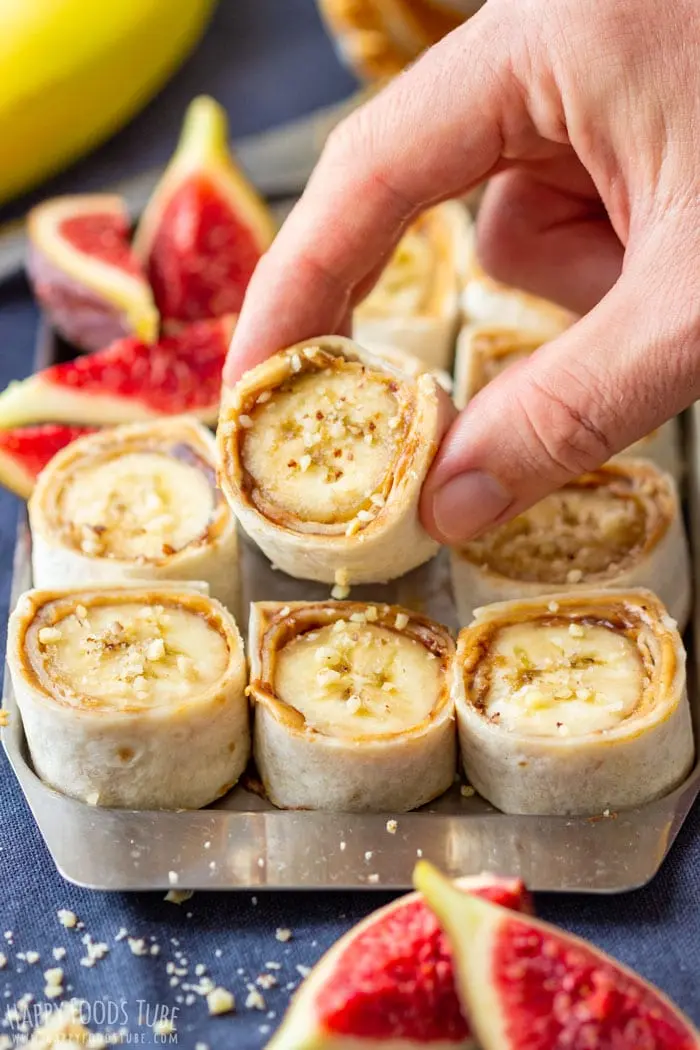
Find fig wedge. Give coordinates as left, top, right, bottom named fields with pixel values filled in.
left=27, top=194, right=159, bottom=351
left=0, top=425, right=95, bottom=499
left=267, top=874, right=532, bottom=1049
left=135, top=95, right=275, bottom=327
left=416, top=862, right=700, bottom=1050
left=0, top=316, right=235, bottom=429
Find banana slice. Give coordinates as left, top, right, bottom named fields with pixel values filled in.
left=450, top=458, right=691, bottom=628
left=454, top=589, right=693, bottom=815
left=7, top=586, right=249, bottom=809
left=453, top=323, right=682, bottom=476
left=29, top=417, right=239, bottom=613
left=248, top=600, right=456, bottom=812
left=461, top=226, right=576, bottom=338
left=217, top=336, right=447, bottom=586
left=354, top=202, right=469, bottom=371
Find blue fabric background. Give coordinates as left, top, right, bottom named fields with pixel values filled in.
left=0, top=2, right=698, bottom=1046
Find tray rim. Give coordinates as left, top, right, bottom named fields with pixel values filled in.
left=1, top=323, right=699, bottom=894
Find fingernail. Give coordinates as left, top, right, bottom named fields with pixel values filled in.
left=432, top=472, right=512, bottom=544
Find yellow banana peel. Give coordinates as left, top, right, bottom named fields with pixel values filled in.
left=0, top=0, right=216, bottom=205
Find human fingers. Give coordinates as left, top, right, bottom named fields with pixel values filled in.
left=421, top=217, right=700, bottom=544
left=476, top=165, right=624, bottom=315
left=223, top=4, right=528, bottom=385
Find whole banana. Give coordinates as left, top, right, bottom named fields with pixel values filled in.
left=0, top=0, right=216, bottom=205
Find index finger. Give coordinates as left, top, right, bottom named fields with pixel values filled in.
left=223, top=4, right=520, bottom=384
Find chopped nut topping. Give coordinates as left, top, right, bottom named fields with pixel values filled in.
left=57, top=909, right=77, bottom=929
left=207, top=987, right=235, bottom=1016
left=346, top=694, right=362, bottom=714
left=256, top=973, right=278, bottom=990
left=146, top=638, right=166, bottom=661
left=239, top=414, right=254, bottom=428
left=275, top=928, right=292, bottom=943
left=245, top=987, right=266, bottom=1011
left=165, top=889, right=193, bottom=905
left=153, top=1018, right=176, bottom=1036
left=386, top=819, right=398, bottom=834
left=316, top=668, right=342, bottom=687
left=176, top=654, right=196, bottom=677
left=394, top=612, right=409, bottom=630
left=38, top=627, right=62, bottom=646
left=461, top=785, right=476, bottom=798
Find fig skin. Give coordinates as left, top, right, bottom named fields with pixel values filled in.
left=26, top=194, right=159, bottom=353
left=267, top=874, right=532, bottom=1049
left=28, top=245, right=139, bottom=352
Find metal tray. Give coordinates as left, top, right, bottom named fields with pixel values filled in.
left=3, top=324, right=700, bottom=893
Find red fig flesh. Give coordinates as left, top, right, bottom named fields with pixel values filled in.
left=268, top=875, right=532, bottom=1049
left=0, top=315, right=235, bottom=429
left=416, top=863, right=700, bottom=1050
left=135, top=96, right=275, bottom=327
left=0, top=425, right=95, bottom=499
left=27, top=194, right=159, bottom=352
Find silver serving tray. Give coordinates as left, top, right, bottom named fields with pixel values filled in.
left=2, top=324, right=700, bottom=893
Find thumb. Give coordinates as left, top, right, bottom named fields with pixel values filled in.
left=421, top=230, right=700, bottom=543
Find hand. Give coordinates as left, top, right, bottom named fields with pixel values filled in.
left=224, top=0, right=700, bottom=544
